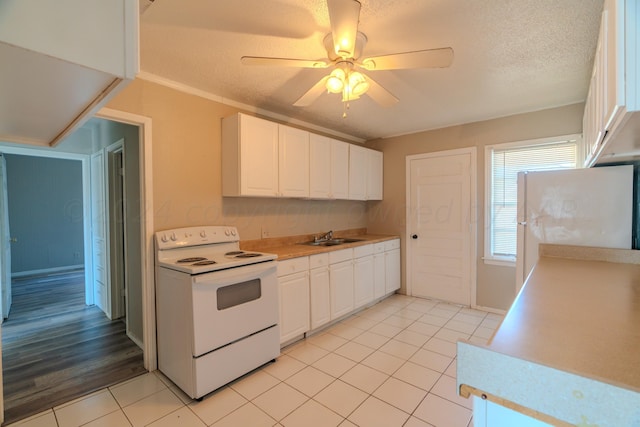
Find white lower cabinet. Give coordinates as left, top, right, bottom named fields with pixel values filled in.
left=278, top=239, right=400, bottom=344
left=277, top=257, right=310, bottom=344
left=309, top=254, right=331, bottom=329
left=353, top=245, right=374, bottom=309
left=473, top=397, right=551, bottom=427
left=385, top=239, right=401, bottom=293
left=329, top=249, right=354, bottom=319
left=373, top=243, right=386, bottom=299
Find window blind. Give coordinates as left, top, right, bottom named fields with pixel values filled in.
left=490, top=141, right=577, bottom=257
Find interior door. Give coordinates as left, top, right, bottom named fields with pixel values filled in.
left=407, top=148, right=476, bottom=305
left=0, top=153, right=11, bottom=320
left=91, top=151, right=109, bottom=316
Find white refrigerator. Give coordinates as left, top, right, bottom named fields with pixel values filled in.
left=516, top=165, right=634, bottom=291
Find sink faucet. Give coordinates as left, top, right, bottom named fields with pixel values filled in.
left=315, top=230, right=333, bottom=242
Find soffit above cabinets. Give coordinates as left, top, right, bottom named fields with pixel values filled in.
left=0, top=0, right=138, bottom=147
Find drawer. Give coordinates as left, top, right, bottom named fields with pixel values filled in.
left=384, top=239, right=400, bottom=251
left=277, top=256, right=309, bottom=277
left=353, top=244, right=374, bottom=258
left=329, top=248, right=353, bottom=264
left=309, top=253, right=329, bottom=269
left=373, top=243, right=385, bottom=253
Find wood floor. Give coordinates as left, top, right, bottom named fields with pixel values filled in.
left=2, top=270, right=145, bottom=425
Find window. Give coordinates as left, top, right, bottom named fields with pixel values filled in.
left=485, top=135, right=579, bottom=265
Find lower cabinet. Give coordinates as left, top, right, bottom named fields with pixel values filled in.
left=329, top=249, right=354, bottom=319
left=373, top=243, right=386, bottom=299
left=277, top=257, right=310, bottom=344
left=385, top=240, right=401, bottom=293
left=473, top=397, right=552, bottom=427
left=277, top=238, right=400, bottom=343
left=353, top=245, right=374, bottom=309
left=309, top=254, right=331, bottom=329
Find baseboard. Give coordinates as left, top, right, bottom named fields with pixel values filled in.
left=127, top=330, right=144, bottom=350
left=472, top=304, right=507, bottom=316
left=12, top=265, right=84, bottom=278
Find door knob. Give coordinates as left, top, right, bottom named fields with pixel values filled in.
left=411, top=234, right=418, bottom=239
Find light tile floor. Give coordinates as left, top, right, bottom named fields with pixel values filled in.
left=8, top=294, right=503, bottom=427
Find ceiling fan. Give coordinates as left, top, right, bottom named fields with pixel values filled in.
left=241, top=0, right=453, bottom=114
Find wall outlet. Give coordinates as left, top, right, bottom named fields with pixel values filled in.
left=261, top=227, right=270, bottom=238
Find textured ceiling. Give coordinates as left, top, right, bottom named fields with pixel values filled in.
left=139, top=0, right=603, bottom=141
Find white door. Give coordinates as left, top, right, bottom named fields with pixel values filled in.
left=0, top=153, right=11, bottom=320
left=91, top=151, right=109, bottom=315
left=406, top=148, right=476, bottom=305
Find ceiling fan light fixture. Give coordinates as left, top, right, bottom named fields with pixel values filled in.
left=348, top=71, right=369, bottom=97
left=326, top=69, right=346, bottom=93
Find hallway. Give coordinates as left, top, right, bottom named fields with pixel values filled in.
left=2, top=270, right=145, bottom=424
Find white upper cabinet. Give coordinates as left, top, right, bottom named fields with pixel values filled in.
left=309, top=134, right=350, bottom=200
left=585, top=0, right=640, bottom=164
left=367, top=149, right=383, bottom=200
left=349, top=144, right=383, bottom=201
left=279, top=125, right=309, bottom=198
left=0, top=0, right=138, bottom=146
left=222, top=113, right=279, bottom=197
left=309, top=134, right=332, bottom=199
left=331, top=139, right=350, bottom=199
left=222, top=113, right=382, bottom=200
left=348, top=145, right=368, bottom=200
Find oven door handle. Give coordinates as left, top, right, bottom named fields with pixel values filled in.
left=193, top=261, right=276, bottom=287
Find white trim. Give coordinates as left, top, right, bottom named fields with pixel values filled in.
left=405, top=147, right=478, bottom=307
left=472, top=304, right=507, bottom=316
left=136, top=71, right=365, bottom=144
left=483, top=133, right=581, bottom=265
left=96, top=107, right=156, bottom=372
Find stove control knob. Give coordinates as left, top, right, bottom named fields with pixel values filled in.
left=231, top=229, right=237, bottom=236
left=170, top=232, right=177, bottom=241
left=225, top=229, right=231, bottom=236
left=161, top=234, right=168, bottom=243
left=200, top=230, right=207, bottom=238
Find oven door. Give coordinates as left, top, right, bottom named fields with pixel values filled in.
left=191, top=261, right=278, bottom=357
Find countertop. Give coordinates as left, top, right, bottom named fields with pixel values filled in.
left=457, top=244, right=640, bottom=426
left=240, top=230, right=399, bottom=261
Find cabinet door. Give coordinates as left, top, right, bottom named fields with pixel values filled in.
left=309, top=134, right=332, bottom=199
left=240, top=114, right=279, bottom=196
left=331, top=139, right=350, bottom=199
left=373, top=252, right=386, bottom=299
left=354, top=255, right=374, bottom=308
left=330, top=260, right=354, bottom=319
left=310, top=267, right=331, bottom=329
left=348, top=144, right=368, bottom=200
left=385, top=248, right=400, bottom=293
left=278, top=125, right=309, bottom=197
left=367, top=149, right=383, bottom=200
left=279, top=271, right=310, bottom=344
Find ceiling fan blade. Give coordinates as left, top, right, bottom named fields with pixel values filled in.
left=361, top=47, right=454, bottom=71
left=294, top=76, right=330, bottom=107
left=241, top=56, right=330, bottom=69
left=327, top=0, right=361, bottom=58
left=364, top=75, right=398, bottom=107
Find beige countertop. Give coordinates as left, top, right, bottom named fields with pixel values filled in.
left=240, top=230, right=399, bottom=261
left=457, top=244, right=640, bottom=426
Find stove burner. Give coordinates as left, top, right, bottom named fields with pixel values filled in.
left=177, top=257, right=207, bottom=263
left=225, top=251, right=245, bottom=256
left=236, top=253, right=261, bottom=258
left=192, top=260, right=217, bottom=266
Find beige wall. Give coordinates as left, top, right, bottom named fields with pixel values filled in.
left=367, top=103, right=584, bottom=310
left=106, top=79, right=368, bottom=239
left=107, top=79, right=583, bottom=311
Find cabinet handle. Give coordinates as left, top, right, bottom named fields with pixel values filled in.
left=411, top=234, right=418, bottom=239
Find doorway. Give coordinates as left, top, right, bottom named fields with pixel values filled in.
left=405, top=148, right=477, bottom=306
left=0, top=112, right=154, bottom=424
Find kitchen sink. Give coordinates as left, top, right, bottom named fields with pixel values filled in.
left=299, top=238, right=364, bottom=246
